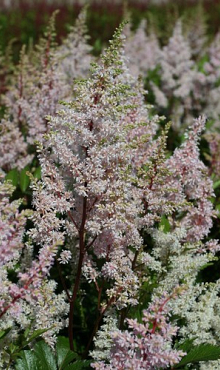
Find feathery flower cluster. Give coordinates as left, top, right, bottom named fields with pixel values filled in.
left=0, top=9, right=92, bottom=171
left=124, top=19, right=160, bottom=78
left=91, top=292, right=186, bottom=369
left=0, top=174, right=68, bottom=359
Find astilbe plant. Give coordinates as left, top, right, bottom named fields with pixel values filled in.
left=27, top=23, right=149, bottom=351
left=1, top=16, right=220, bottom=369
left=0, top=9, right=92, bottom=172
left=90, top=115, right=220, bottom=369
left=151, top=20, right=202, bottom=130
left=0, top=171, right=68, bottom=366
left=0, top=13, right=62, bottom=171
left=22, top=22, right=219, bottom=366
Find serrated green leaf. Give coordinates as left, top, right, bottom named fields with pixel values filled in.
left=59, top=352, right=79, bottom=370
left=24, top=327, right=52, bottom=346
left=15, top=350, right=39, bottom=370
left=5, top=168, right=19, bottom=186
left=65, top=360, right=91, bottom=370
left=56, top=336, right=69, bottom=366
left=56, top=336, right=78, bottom=369
left=175, top=338, right=195, bottom=353
left=33, top=341, right=57, bottom=370
left=174, top=344, right=220, bottom=368
left=19, top=166, right=30, bottom=192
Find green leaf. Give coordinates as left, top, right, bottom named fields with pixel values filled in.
left=197, top=54, right=209, bottom=73
left=19, top=166, right=30, bottom=192
left=159, top=215, right=170, bottom=233
left=213, top=180, right=220, bottom=190
left=24, top=327, right=52, bottom=346
left=65, top=360, right=91, bottom=370
left=33, top=166, right=41, bottom=179
left=24, top=327, right=31, bottom=339
left=0, top=327, right=11, bottom=340
left=59, top=352, right=78, bottom=370
left=174, top=344, right=220, bottom=368
left=216, top=204, right=220, bottom=218
left=175, top=338, right=195, bottom=353
left=8, top=343, right=20, bottom=355
left=5, top=168, right=19, bottom=186
left=56, top=336, right=78, bottom=370
left=0, top=330, right=6, bottom=340
left=33, top=341, right=57, bottom=370
left=15, top=350, right=38, bottom=370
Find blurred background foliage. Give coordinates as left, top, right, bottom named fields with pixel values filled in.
left=1, top=0, right=220, bottom=62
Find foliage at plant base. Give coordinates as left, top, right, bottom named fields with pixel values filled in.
left=1, top=4, right=220, bottom=370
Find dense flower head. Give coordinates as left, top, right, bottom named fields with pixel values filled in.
left=165, top=116, right=215, bottom=241
left=0, top=173, right=31, bottom=266
left=23, top=26, right=157, bottom=324
left=91, top=292, right=185, bottom=369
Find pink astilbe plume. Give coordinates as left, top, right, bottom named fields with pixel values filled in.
left=91, top=290, right=185, bottom=370
left=0, top=172, right=68, bottom=352
left=204, top=131, right=220, bottom=178
left=29, top=24, right=145, bottom=285
left=0, top=12, right=68, bottom=171
left=166, top=116, right=215, bottom=241
left=0, top=172, right=31, bottom=266
left=0, top=117, right=33, bottom=171
left=24, top=24, right=167, bottom=351
left=159, top=20, right=195, bottom=100
left=0, top=9, right=94, bottom=173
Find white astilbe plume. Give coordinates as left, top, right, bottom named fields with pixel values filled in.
left=149, top=215, right=220, bottom=354
left=202, top=33, right=220, bottom=128
left=155, top=20, right=201, bottom=130
left=124, top=19, right=160, bottom=78
left=90, top=314, right=118, bottom=362
left=56, top=6, right=93, bottom=85
left=159, top=20, right=194, bottom=99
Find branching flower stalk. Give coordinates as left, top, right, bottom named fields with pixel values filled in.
left=28, top=23, right=149, bottom=351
